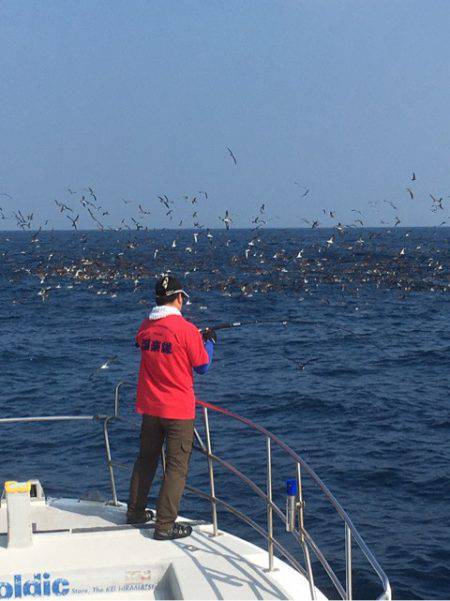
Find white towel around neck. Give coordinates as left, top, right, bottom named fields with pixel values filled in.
left=148, top=306, right=182, bottom=320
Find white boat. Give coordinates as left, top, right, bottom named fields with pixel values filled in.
left=0, top=382, right=391, bottom=600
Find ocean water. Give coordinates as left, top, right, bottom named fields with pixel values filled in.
left=0, top=228, right=449, bottom=599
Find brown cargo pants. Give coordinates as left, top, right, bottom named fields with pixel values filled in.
left=128, top=414, right=194, bottom=531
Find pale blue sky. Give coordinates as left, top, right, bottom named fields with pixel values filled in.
left=1, top=0, right=450, bottom=229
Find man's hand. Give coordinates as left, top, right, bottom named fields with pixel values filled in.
left=202, top=328, right=217, bottom=344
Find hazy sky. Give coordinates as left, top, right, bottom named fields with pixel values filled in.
left=1, top=0, right=450, bottom=230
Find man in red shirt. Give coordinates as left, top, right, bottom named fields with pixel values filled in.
left=127, top=275, right=216, bottom=540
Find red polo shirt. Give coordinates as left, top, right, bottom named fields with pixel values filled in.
left=135, top=315, right=208, bottom=419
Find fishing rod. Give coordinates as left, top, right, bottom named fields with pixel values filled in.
left=134, top=317, right=353, bottom=347
left=199, top=318, right=317, bottom=332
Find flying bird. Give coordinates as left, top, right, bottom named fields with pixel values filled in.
left=89, top=356, right=118, bottom=379
left=67, top=214, right=79, bottom=230
left=294, top=182, right=309, bottom=197
left=218, top=210, right=233, bottom=230
left=226, top=147, right=237, bottom=165
left=285, top=356, right=320, bottom=371
left=55, top=199, right=72, bottom=213
left=384, top=200, right=398, bottom=210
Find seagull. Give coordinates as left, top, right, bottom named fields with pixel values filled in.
left=226, top=147, right=237, bottom=165
left=55, top=199, right=72, bottom=213
left=430, top=195, right=444, bottom=211
left=89, top=356, right=118, bottom=379
left=87, top=187, right=97, bottom=202
left=411, top=172, right=416, bottom=181
left=220, top=210, right=233, bottom=230
left=131, top=217, right=143, bottom=230
left=67, top=214, right=79, bottom=230
left=384, top=200, right=398, bottom=210
left=294, top=182, right=309, bottom=197
left=326, top=235, right=334, bottom=246
left=285, top=356, right=320, bottom=371
left=38, top=287, right=51, bottom=302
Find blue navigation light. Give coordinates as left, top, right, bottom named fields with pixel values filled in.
left=286, top=478, right=297, bottom=496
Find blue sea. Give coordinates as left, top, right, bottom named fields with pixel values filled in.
left=1, top=228, right=449, bottom=599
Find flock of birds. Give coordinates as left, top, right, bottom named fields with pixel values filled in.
left=0, top=160, right=448, bottom=309
left=1, top=151, right=449, bottom=234
left=0, top=162, right=449, bottom=376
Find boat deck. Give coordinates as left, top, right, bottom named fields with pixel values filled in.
left=0, top=498, right=325, bottom=600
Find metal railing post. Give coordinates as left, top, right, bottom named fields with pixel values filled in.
left=297, top=462, right=316, bottom=600
left=114, top=380, right=132, bottom=417
left=266, top=436, right=274, bottom=571
left=103, top=418, right=119, bottom=506
left=114, top=383, right=121, bottom=418
left=203, top=407, right=218, bottom=536
left=345, top=524, right=353, bottom=600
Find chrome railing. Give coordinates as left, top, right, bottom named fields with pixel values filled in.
left=112, top=381, right=391, bottom=601
left=0, top=383, right=391, bottom=600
